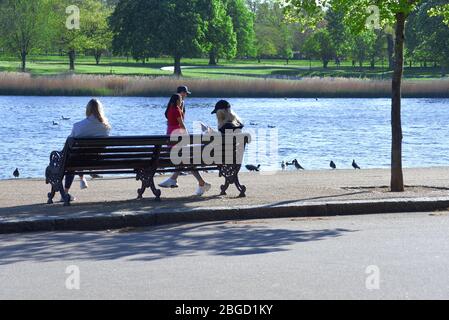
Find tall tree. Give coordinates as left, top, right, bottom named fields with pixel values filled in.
left=111, top=0, right=208, bottom=76
left=253, top=0, right=294, bottom=62
left=85, top=3, right=113, bottom=65
left=205, top=0, right=237, bottom=65
left=285, top=0, right=426, bottom=192
left=0, top=0, right=49, bottom=72
left=348, top=29, right=377, bottom=68
left=303, top=29, right=336, bottom=68
left=226, top=0, right=257, bottom=58
left=411, top=1, right=449, bottom=75
left=49, top=0, right=112, bottom=71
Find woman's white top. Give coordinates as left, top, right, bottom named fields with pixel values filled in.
left=69, top=115, right=110, bottom=138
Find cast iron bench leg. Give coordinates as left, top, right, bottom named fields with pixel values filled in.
left=220, top=165, right=246, bottom=197
left=137, top=169, right=162, bottom=201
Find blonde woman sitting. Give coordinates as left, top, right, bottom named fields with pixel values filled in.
left=63, top=99, right=111, bottom=202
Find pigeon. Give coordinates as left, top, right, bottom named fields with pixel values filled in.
left=330, top=161, right=337, bottom=170
left=352, top=160, right=361, bottom=170
left=52, top=121, right=59, bottom=126
left=281, top=161, right=286, bottom=170
left=13, top=168, right=19, bottom=178
left=246, top=164, right=261, bottom=172
left=268, top=125, right=276, bottom=129
left=293, top=159, right=305, bottom=170
left=61, top=116, right=71, bottom=121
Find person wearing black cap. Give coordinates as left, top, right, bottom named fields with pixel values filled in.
left=177, top=85, right=191, bottom=114
left=159, top=91, right=212, bottom=196
left=211, top=100, right=244, bottom=133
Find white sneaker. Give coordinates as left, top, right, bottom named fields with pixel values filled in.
left=158, top=178, right=178, bottom=188
left=80, top=177, right=89, bottom=190
left=195, top=183, right=211, bottom=196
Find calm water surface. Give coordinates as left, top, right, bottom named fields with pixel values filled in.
left=1, top=96, right=448, bottom=179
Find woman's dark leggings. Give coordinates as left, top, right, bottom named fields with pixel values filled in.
left=64, top=174, right=75, bottom=190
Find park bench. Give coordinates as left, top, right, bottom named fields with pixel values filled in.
left=45, top=133, right=251, bottom=206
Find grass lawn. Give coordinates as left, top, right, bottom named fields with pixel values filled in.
left=0, top=54, right=446, bottom=80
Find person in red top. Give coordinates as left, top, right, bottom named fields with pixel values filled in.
left=159, top=94, right=211, bottom=196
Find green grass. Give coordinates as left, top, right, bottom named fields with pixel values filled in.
left=0, top=54, right=447, bottom=80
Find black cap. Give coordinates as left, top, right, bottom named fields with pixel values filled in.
left=211, top=100, right=231, bottom=114
left=177, top=86, right=192, bottom=95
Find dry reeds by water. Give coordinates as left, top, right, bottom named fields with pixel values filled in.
left=0, top=72, right=448, bottom=98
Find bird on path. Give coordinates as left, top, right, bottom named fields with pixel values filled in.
left=246, top=164, right=261, bottom=172
left=293, top=159, right=305, bottom=170
left=352, top=160, right=361, bottom=170
left=52, top=121, right=59, bottom=126
left=13, top=168, right=19, bottom=178
left=281, top=161, right=286, bottom=170
left=61, top=116, right=71, bottom=121
left=330, top=161, right=337, bottom=170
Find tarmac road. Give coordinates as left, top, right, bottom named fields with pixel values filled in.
left=1, top=211, right=448, bottom=300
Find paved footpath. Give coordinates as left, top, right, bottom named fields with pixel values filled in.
left=1, top=212, right=448, bottom=300
left=1, top=167, right=449, bottom=233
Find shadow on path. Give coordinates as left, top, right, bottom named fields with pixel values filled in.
left=0, top=222, right=356, bottom=265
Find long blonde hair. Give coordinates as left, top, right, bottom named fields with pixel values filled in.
left=86, top=99, right=111, bottom=129
left=216, top=108, right=242, bottom=130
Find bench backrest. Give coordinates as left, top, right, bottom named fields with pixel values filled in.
left=62, top=133, right=251, bottom=174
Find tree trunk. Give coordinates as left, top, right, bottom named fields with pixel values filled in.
left=20, top=50, right=27, bottom=72
left=69, top=49, right=76, bottom=71
left=323, top=59, right=329, bottom=68
left=391, top=13, right=406, bottom=192
left=95, top=50, right=102, bottom=65
left=209, top=51, right=217, bottom=66
left=387, top=34, right=395, bottom=70
left=174, top=55, right=182, bottom=76
left=371, top=58, right=375, bottom=69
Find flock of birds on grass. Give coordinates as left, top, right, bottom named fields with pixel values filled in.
left=245, top=159, right=361, bottom=172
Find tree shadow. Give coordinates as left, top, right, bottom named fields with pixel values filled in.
left=0, top=194, right=226, bottom=220
left=0, top=222, right=356, bottom=265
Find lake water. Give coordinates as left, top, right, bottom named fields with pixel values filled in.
left=1, top=96, right=449, bottom=180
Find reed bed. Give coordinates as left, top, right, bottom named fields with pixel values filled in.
left=0, top=72, right=448, bottom=98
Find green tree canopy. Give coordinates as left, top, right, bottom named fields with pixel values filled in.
left=0, top=0, right=50, bottom=71
left=226, top=0, right=257, bottom=58
left=48, top=0, right=113, bottom=70
left=111, top=0, right=208, bottom=76
left=205, top=0, right=237, bottom=65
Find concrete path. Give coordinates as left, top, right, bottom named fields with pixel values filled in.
left=1, top=212, right=448, bottom=300
left=1, top=168, right=449, bottom=233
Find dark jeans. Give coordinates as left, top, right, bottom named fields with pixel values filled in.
left=65, top=174, right=75, bottom=190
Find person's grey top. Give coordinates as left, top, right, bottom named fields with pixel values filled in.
left=69, top=115, right=110, bottom=138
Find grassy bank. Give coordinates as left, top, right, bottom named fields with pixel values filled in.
left=1, top=55, right=447, bottom=80
left=1, top=72, right=449, bottom=98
